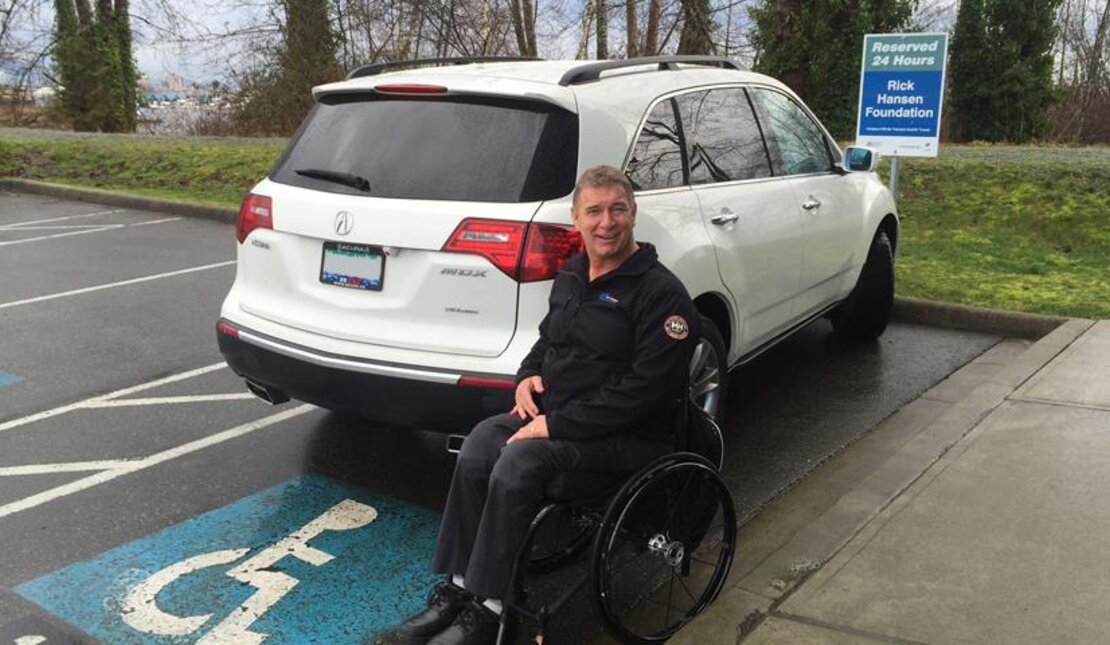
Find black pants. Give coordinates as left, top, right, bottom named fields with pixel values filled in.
left=431, top=413, right=669, bottom=599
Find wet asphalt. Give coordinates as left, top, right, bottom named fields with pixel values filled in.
left=0, top=192, right=1000, bottom=644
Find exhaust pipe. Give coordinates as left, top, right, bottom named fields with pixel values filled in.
left=445, top=434, right=466, bottom=454
left=245, top=379, right=290, bottom=405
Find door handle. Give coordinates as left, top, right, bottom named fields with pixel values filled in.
left=802, top=197, right=822, bottom=211
left=710, top=208, right=739, bottom=225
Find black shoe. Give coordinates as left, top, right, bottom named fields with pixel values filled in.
left=426, top=600, right=501, bottom=645
left=398, top=582, right=472, bottom=643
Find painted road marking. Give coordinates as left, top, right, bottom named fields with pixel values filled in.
left=0, top=259, right=235, bottom=310
left=0, top=371, right=22, bottom=389
left=0, top=615, right=83, bottom=644
left=16, top=475, right=441, bottom=644
left=0, top=459, right=134, bottom=476
left=0, top=210, right=182, bottom=247
left=0, top=362, right=296, bottom=518
left=84, top=393, right=258, bottom=408
left=124, top=500, right=379, bottom=643
left=0, top=404, right=314, bottom=519
left=0, top=362, right=227, bottom=434
left=0, top=208, right=125, bottom=228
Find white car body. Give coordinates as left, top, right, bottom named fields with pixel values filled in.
left=217, top=57, right=898, bottom=431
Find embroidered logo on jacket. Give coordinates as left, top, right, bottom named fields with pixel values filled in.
left=663, top=315, right=690, bottom=340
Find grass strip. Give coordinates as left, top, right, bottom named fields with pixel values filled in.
left=2, top=132, right=1108, bottom=318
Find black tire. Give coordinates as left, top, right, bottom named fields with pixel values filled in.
left=590, top=454, right=737, bottom=644
left=831, top=230, right=894, bottom=340
left=690, top=316, right=729, bottom=424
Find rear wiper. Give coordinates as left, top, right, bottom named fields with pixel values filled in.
left=295, top=168, right=371, bottom=192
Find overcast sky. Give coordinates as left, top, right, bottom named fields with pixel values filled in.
left=9, top=0, right=959, bottom=89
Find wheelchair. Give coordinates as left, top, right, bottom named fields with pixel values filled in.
left=496, top=399, right=737, bottom=644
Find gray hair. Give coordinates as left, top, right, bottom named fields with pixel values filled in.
left=572, top=165, right=636, bottom=208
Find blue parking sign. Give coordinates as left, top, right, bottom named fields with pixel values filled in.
left=16, top=475, right=442, bottom=644
left=856, top=33, right=948, bottom=157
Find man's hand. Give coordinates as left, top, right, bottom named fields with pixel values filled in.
left=507, top=415, right=549, bottom=443
left=511, top=375, right=545, bottom=420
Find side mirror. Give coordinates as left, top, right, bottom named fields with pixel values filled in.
left=843, top=146, right=879, bottom=172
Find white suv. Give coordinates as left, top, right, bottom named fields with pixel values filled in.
left=216, top=55, right=898, bottom=432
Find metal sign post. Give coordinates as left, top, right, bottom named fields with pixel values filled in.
left=855, top=33, right=949, bottom=194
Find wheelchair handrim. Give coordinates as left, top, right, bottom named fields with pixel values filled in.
left=591, top=459, right=737, bottom=643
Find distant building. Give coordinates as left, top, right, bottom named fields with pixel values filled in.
left=163, top=74, right=187, bottom=93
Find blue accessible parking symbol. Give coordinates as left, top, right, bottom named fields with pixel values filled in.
left=16, top=475, right=441, bottom=644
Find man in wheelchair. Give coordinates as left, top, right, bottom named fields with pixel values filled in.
left=399, top=165, right=700, bottom=645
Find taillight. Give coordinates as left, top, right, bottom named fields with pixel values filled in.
left=374, top=84, right=449, bottom=95
left=443, top=219, right=527, bottom=278
left=442, top=219, right=583, bottom=282
left=520, top=224, right=583, bottom=282
left=236, top=193, right=272, bottom=243
left=216, top=320, right=239, bottom=337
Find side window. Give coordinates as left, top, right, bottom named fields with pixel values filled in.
left=626, top=99, right=685, bottom=191
left=751, top=89, right=834, bottom=176
left=674, top=89, right=772, bottom=184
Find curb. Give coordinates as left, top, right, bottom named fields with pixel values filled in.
left=1, top=178, right=1066, bottom=340
left=0, top=178, right=237, bottom=224
left=891, top=296, right=1065, bottom=340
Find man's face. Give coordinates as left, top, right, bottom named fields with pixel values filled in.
left=572, top=184, right=637, bottom=265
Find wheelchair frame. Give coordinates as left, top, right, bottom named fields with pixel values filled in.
left=496, top=412, right=736, bottom=645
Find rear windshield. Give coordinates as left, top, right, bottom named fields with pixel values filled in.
left=270, top=93, right=579, bottom=203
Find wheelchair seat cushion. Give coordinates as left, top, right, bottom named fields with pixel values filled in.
left=543, top=469, right=627, bottom=501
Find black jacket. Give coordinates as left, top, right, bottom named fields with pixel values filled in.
left=516, top=243, right=699, bottom=442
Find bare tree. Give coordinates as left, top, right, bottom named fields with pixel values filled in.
left=577, top=0, right=595, bottom=58
left=1052, top=0, right=1110, bottom=141
left=596, top=0, right=608, bottom=58
left=625, top=0, right=638, bottom=56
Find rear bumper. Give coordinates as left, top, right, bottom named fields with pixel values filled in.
left=216, top=320, right=514, bottom=433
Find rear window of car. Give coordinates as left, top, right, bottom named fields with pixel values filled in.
left=270, top=93, right=579, bottom=203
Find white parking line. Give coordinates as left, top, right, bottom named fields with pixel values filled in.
left=0, top=225, right=123, bottom=246
left=0, top=260, right=235, bottom=311
left=0, top=224, right=117, bottom=230
left=0, top=217, right=182, bottom=247
left=0, top=362, right=227, bottom=433
left=0, top=209, right=125, bottom=228
left=0, top=404, right=315, bottom=519
left=85, top=394, right=258, bottom=408
left=0, top=460, right=135, bottom=476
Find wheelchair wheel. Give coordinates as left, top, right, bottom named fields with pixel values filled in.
left=591, top=454, right=736, bottom=644
left=526, top=502, right=596, bottom=574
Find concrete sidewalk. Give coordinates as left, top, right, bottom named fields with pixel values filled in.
left=677, top=318, right=1110, bottom=644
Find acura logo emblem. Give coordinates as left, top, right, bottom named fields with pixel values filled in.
left=334, top=211, right=353, bottom=236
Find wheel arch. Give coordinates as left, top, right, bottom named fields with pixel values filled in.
left=877, top=212, right=899, bottom=256
left=693, top=292, right=733, bottom=358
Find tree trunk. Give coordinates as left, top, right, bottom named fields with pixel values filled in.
left=597, top=0, right=608, bottom=59
left=578, top=0, right=595, bottom=59
left=509, top=0, right=528, bottom=55
left=626, top=0, right=639, bottom=58
left=676, top=0, right=713, bottom=55
left=644, top=0, right=659, bottom=54
left=522, top=0, right=536, bottom=56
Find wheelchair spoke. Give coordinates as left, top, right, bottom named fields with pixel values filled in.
left=673, top=569, right=699, bottom=606
left=660, top=470, right=697, bottom=531
left=666, top=574, right=675, bottom=630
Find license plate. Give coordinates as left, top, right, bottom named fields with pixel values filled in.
left=320, top=242, right=384, bottom=291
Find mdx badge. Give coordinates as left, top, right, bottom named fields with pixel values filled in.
left=441, top=268, right=488, bottom=278
left=334, top=211, right=353, bottom=236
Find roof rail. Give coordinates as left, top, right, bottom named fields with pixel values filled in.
left=558, top=55, right=741, bottom=86
left=346, top=56, right=541, bottom=80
